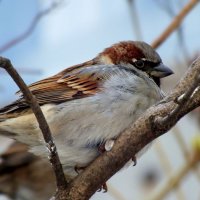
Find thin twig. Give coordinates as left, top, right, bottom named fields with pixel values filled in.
left=0, top=1, right=62, bottom=54
left=0, top=57, right=67, bottom=191
left=151, top=0, right=199, bottom=49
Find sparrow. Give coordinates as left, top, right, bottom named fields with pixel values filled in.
left=0, top=41, right=173, bottom=178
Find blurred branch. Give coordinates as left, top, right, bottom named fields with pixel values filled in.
left=108, top=184, right=127, bottom=200
left=155, top=0, right=190, bottom=62
left=0, top=57, right=67, bottom=192
left=127, top=0, right=143, bottom=40
left=0, top=1, right=63, bottom=54
left=173, top=126, right=200, bottom=180
left=147, top=150, right=200, bottom=200
left=154, top=141, right=186, bottom=200
left=154, top=141, right=172, bottom=174
left=55, top=57, right=200, bottom=199
left=151, top=0, right=199, bottom=49
left=156, top=1, right=175, bottom=16
left=173, top=126, right=192, bottom=159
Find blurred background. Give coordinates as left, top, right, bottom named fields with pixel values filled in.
left=0, top=0, right=200, bottom=199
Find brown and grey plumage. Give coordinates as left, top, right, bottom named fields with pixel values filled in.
left=0, top=41, right=173, bottom=177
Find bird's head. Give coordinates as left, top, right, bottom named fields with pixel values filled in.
left=98, top=41, right=173, bottom=86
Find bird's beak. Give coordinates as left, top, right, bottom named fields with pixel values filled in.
left=150, top=63, right=174, bottom=78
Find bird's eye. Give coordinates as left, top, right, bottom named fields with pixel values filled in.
left=135, top=60, right=144, bottom=68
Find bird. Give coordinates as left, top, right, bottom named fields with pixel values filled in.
left=0, top=41, right=173, bottom=179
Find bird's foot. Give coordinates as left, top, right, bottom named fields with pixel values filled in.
left=132, top=155, right=137, bottom=166
left=97, top=182, right=108, bottom=193
left=74, top=165, right=87, bottom=174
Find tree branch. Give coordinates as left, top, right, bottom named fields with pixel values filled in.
left=155, top=72, right=200, bottom=125
left=0, top=57, right=67, bottom=191
left=151, top=0, right=199, bottom=49
left=55, top=57, right=200, bottom=200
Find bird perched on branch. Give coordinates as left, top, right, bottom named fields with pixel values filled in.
left=0, top=41, right=173, bottom=179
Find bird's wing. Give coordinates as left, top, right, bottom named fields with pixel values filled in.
left=0, top=61, right=123, bottom=115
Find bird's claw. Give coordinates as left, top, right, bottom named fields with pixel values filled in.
left=74, top=165, right=86, bottom=174
left=132, top=155, right=137, bottom=166
left=97, top=182, right=108, bottom=193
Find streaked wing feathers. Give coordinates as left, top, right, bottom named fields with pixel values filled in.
left=0, top=62, right=120, bottom=114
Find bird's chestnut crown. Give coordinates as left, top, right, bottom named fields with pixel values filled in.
left=98, top=41, right=173, bottom=85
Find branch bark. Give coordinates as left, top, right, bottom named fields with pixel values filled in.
left=55, top=57, right=200, bottom=200
left=0, top=57, right=67, bottom=191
